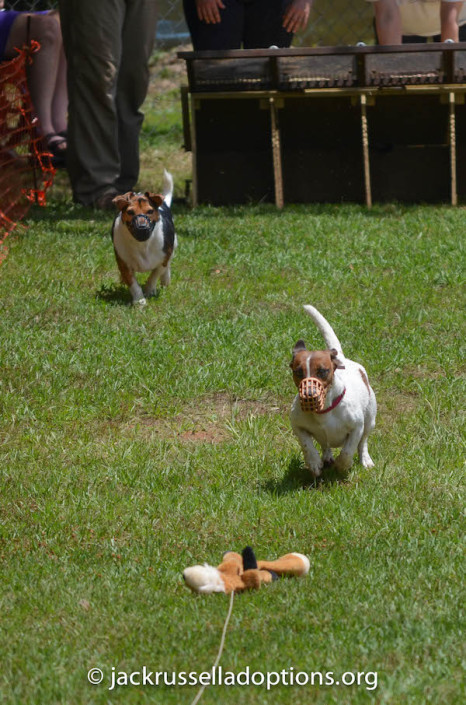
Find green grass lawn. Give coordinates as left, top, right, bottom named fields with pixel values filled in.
left=0, top=196, right=464, bottom=704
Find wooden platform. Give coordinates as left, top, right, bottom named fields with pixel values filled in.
left=178, top=45, right=466, bottom=206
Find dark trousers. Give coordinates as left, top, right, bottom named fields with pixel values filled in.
left=58, top=0, right=158, bottom=205
left=183, top=0, right=294, bottom=50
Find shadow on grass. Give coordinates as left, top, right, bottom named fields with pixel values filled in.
left=28, top=201, right=113, bottom=224
left=263, top=456, right=350, bottom=495
left=96, top=283, right=164, bottom=307
left=95, top=283, right=131, bottom=306
left=176, top=202, right=420, bottom=222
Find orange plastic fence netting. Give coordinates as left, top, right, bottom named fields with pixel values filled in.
left=0, top=42, right=55, bottom=264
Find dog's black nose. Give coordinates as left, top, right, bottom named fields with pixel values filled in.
left=133, top=214, right=151, bottom=229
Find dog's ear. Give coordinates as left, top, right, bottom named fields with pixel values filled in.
left=330, top=348, right=345, bottom=370
left=112, top=192, right=133, bottom=211
left=145, top=192, right=164, bottom=208
left=290, top=340, right=306, bottom=368
left=292, top=340, right=306, bottom=355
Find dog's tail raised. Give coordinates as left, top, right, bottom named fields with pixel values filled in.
left=303, top=305, right=344, bottom=357
left=162, top=169, right=174, bottom=208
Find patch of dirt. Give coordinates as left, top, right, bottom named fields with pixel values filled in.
left=114, top=393, right=285, bottom=444
left=404, top=364, right=466, bottom=381
left=378, top=391, right=419, bottom=428
left=178, top=428, right=228, bottom=444
left=185, top=391, right=283, bottom=421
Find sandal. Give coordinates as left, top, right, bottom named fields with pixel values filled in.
left=43, top=132, right=67, bottom=168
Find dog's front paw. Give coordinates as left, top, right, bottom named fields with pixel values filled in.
left=306, top=461, right=323, bottom=478
left=334, top=452, right=353, bottom=473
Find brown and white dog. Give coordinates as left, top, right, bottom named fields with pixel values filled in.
left=111, top=170, right=177, bottom=305
left=290, top=305, right=376, bottom=477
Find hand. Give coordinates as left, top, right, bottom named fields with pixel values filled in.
left=196, top=0, right=226, bottom=24
left=282, top=0, right=312, bottom=34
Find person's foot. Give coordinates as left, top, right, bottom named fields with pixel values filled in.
left=43, top=133, right=67, bottom=168
left=93, top=188, right=121, bottom=211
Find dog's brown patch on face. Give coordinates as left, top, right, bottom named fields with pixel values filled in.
left=359, top=368, right=371, bottom=395
left=145, top=192, right=164, bottom=209
left=290, top=345, right=337, bottom=389
left=118, top=193, right=161, bottom=227
left=112, top=192, right=132, bottom=211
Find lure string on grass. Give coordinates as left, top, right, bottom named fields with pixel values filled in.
left=189, top=590, right=235, bottom=705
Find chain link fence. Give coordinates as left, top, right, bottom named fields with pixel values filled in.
left=4, top=1, right=376, bottom=48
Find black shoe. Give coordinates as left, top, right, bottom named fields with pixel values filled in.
left=93, top=189, right=121, bottom=211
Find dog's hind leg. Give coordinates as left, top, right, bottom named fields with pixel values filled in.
left=143, top=267, right=161, bottom=298
left=159, top=264, right=171, bottom=287
left=144, top=262, right=171, bottom=298
left=322, top=448, right=335, bottom=467
left=358, top=401, right=376, bottom=468
left=334, top=426, right=364, bottom=472
left=358, top=435, right=374, bottom=469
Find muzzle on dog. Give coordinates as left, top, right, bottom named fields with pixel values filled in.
left=299, top=377, right=327, bottom=413
left=129, top=214, right=155, bottom=242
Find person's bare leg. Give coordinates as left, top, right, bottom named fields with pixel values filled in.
left=440, top=1, right=464, bottom=41
left=5, top=12, right=64, bottom=148
left=51, top=41, right=68, bottom=136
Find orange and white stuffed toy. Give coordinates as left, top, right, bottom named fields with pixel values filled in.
left=183, top=547, right=310, bottom=594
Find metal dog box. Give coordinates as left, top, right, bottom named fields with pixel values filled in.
left=179, top=45, right=466, bottom=206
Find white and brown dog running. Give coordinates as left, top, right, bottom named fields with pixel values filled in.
left=290, top=305, right=376, bottom=477
left=111, top=170, right=177, bottom=305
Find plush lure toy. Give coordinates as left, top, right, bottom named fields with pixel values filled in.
left=183, top=547, right=310, bottom=594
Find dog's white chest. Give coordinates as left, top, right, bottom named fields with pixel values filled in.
left=291, top=396, right=351, bottom=447
left=113, top=218, right=165, bottom=273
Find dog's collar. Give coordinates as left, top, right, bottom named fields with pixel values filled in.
left=315, top=388, right=346, bottom=414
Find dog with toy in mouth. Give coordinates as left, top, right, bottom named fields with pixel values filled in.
left=111, top=170, right=177, bottom=305
left=290, top=305, right=376, bottom=477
